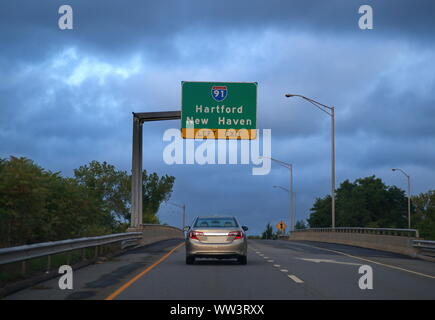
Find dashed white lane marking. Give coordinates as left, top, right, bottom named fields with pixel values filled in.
left=263, top=256, right=269, bottom=259
left=267, top=260, right=274, bottom=263
left=273, top=264, right=281, bottom=268
left=289, top=242, right=435, bottom=280
left=288, top=275, right=304, bottom=283
left=280, top=269, right=288, bottom=272
left=297, top=258, right=361, bottom=266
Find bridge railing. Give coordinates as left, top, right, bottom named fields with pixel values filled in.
left=0, top=232, right=142, bottom=274
left=293, top=227, right=419, bottom=238
left=412, top=239, right=435, bottom=255
left=287, top=227, right=428, bottom=258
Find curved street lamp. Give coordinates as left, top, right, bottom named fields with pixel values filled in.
left=168, top=202, right=186, bottom=230
left=273, top=185, right=290, bottom=193
left=392, top=168, right=411, bottom=229
left=273, top=186, right=296, bottom=231
left=285, top=94, right=335, bottom=229
left=260, top=156, right=294, bottom=233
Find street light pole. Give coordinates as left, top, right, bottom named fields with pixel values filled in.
left=293, top=191, right=296, bottom=230
left=262, top=157, right=293, bottom=232
left=331, top=106, right=335, bottom=229
left=273, top=185, right=296, bottom=232
left=285, top=94, right=335, bottom=229
left=289, top=165, right=293, bottom=231
left=392, top=168, right=411, bottom=229
left=182, top=204, right=186, bottom=230
left=168, top=202, right=187, bottom=230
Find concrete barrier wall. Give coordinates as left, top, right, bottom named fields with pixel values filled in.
left=289, top=231, right=419, bottom=257
left=128, top=224, right=184, bottom=246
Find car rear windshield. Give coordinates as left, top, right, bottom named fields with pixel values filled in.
left=194, top=217, right=238, bottom=228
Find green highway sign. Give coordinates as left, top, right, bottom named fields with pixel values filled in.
left=181, top=81, right=257, bottom=139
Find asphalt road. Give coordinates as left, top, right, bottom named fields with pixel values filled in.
left=4, top=239, right=435, bottom=300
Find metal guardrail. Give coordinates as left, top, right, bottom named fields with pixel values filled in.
left=0, top=232, right=143, bottom=267
left=293, top=227, right=419, bottom=238
left=139, top=223, right=183, bottom=231
left=413, top=240, right=435, bottom=252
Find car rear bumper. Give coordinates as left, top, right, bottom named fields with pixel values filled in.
left=186, top=239, right=247, bottom=257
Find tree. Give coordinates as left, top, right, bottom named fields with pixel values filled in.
left=307, top=196, right=331, bottom=228
left=73, top=161, right=175, bottom=226
left=0, top=157, right=176, bottom=248
left=0, top=157, right=111, bottom=247
left=73, top=161, right=130, bottom=224
left=142, top=171, right=175, bottom=224
left=261, top=223, right=273, bottom=239
left=0, top=156, right=53, bottom=246
left=261, top=223, right=277, bottom=240
left=412, top=190, right=435, bottom=240
left=294, top=220, right=307, bottom=230
left=308, top=176, right=408, bottom=228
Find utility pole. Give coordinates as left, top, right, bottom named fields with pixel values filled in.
left=392, top=168, right=411, bottom=229
left=285, top=94, right=335, bottom=228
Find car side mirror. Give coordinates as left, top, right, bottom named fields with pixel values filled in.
left=242, top=226, right=248, bottom=231
left=183, top=226, right=190, bottom=232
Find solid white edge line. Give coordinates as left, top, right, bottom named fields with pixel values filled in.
left=293, top=242, right=435, bottom=280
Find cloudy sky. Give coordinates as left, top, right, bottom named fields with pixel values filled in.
left=1, top=1, right=435, bottom=234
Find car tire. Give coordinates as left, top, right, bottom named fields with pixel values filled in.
left=186, top=256, right=195, bottom=265
left=238, top=255, right=247, bottom=265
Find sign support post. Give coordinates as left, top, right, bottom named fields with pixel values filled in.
left=130, top=111, right=181, bottom=229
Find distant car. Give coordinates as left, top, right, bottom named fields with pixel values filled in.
left=184, top=216, right=248, bottom=265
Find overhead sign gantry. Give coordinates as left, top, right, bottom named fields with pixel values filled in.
left=130, top=81, right=258, bottom=229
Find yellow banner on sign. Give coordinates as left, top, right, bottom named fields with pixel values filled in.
left=181, top=128, right=257, bottom=140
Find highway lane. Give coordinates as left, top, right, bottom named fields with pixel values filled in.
left=249, top=240, right=435, bottom=299
left=4, top=239, right=435, bottom=300
left=112, top=241, right=316, bottom=300
left=111, top=239, right=435, bottom=300
left=3, top=239, right=184, bottom=300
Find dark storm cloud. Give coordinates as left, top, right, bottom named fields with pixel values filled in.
left=1, top=0, right=435, bottom=65
left=341, top=81, right=435, bottom=140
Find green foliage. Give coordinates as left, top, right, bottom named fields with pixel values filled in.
left=0, top=157, right=175, bottom=248
left=308, top=175, right=408, bottom=228
left=261, top=223, right=278, bottom=240
left=142, top=171, right=175, bottom=223
left=412, top=190, right=435, bottom=240
left=74, top=161, right=131, bottom=223
left=294, top=220, right=307, bottom=230
left=0, top=157, right=104, bottom=246
left=307, top=195, right=332, bottom=228
left=73, top=161, right=174, bottom=226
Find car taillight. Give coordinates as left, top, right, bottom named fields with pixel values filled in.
left=228, top=231, right=243, bottom=239
left=189, top=231, right=203, bottom=240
